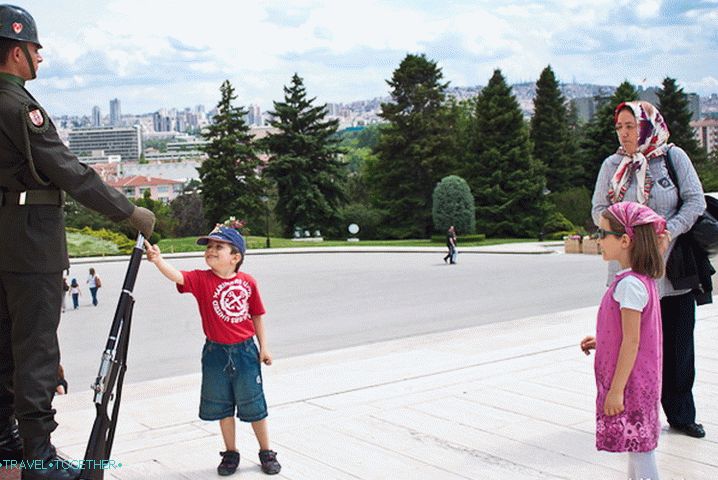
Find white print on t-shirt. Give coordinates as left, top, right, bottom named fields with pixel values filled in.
left=212, top=278, right=253, bottom=324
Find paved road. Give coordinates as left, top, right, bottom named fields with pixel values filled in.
left=58, top=251, right=608, bottom=390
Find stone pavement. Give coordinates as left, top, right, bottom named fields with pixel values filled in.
left=2, top=300, right=714, bottom=479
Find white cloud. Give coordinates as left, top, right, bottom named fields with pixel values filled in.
left=635, top=0, right=661, bottom=18
left=27, top=0, right=718, bottom=114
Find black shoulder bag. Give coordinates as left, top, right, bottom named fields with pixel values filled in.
left=664, top=148, right=718, bottom=256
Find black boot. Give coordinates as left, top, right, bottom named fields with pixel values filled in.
left=0, top=416, right=23, bottom=461
left=20, top=435, right=79, bottom=480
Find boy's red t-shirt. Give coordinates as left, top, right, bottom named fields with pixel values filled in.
left=177, top=270, right=266, bottom=344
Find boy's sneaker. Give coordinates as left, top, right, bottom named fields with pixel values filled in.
left=217, top=450, right=239, bottom=476
left=258, top=449, right=281, bottom=475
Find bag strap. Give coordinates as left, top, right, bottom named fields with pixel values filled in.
left=663, top=147, right=684, bottom=209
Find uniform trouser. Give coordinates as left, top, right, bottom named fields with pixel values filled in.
left=0, top=271, right=62, bottom=439
left=660, top=292, right=697, bottom=426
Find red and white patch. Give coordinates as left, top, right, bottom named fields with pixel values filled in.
left=28, top=109, right=44, bottom=127
left=12, top=22, right=23, bottom=34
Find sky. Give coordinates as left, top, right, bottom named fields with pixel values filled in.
left=27, top=0, right=718, bottom=116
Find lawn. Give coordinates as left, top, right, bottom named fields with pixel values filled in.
left=157, top=235, right=536, bottom=253
left=67, top=230, right=538, bottom=257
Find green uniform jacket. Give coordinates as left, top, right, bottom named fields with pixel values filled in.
left=0, top=76, right=135, bottom=272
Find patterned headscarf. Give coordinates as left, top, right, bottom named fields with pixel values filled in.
left=607, top=201, right=666, bottom=239
left=608, top=101, right=672, bottom=204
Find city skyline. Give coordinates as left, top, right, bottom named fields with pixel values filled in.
left=30, top=0, right=718, bottom=116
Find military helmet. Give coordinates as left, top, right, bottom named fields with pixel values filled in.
left=0, top=4, right=41, bottom=46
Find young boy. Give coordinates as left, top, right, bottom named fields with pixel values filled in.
left=144, top=225, right=281, bottom=476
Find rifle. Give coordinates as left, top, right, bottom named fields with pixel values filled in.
left=79, top=234, right=145, bottom=480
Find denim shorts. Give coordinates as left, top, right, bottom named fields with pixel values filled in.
left=199, top=338, right=268, bottom=422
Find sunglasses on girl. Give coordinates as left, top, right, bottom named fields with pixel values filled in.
left=595, top=228, right=624, bottom=239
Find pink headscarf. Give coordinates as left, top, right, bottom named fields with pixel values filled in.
left=607, top=201, right=666, bottom=239
left=608, top=101, right=672, bottom=204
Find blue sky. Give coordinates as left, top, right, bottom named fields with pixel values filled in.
left=28, top=0, right=718, bottom=116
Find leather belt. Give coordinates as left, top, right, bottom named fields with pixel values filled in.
left=0, top=190, right=64, bottom=206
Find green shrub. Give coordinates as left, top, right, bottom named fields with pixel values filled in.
left=543, top=211, right=574, bottom=234
left=67, top=226, right=136, bottom=254
left=546, top=227, right=590, bottom=241
left=546, top=230, right=574, bottom=241
left=432, top=175, right=476, bottom=235
left=550, top=186, right=593, bottom=229
left=66, top=231, right=120, bottom=257
left=334, top=203, right=384, bottom=240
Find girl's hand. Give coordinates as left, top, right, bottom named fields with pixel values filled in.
left=144, top=240, right=161, bottom=263
left=259, top=349, right=273, bottom=366
left=604, top=388, right=625, bottom=416
left=580, top=336, right=596, bottom=355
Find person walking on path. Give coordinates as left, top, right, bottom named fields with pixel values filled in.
left=581, top=201, right=666, bottom=480
left=86, top=267, right=100, bottom=306
left=0, top=6, right=155, bottom=478
left=443, top=225, right=457, bottom=264
left=145, top=223, right=282, bottom=476
left=591, top=101, right=708, bottom=438
left=61, top=276, right=69, bottom=313
left=69, top=279, right=80, bottom=310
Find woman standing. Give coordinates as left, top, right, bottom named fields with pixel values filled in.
left=86, top=267, right=100, bottom=306
left=592, top=101, right=707, bottom=438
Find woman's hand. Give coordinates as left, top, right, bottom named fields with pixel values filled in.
left=580, top=336, right=596, bottom=355
left=658, top=230, right=672, bottom=256
left=604, top=388, right=625, bottom=416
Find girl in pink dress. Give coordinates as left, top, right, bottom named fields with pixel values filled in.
left=580, top=201, right=666, bottom=480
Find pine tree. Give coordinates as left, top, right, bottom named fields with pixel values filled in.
left=657, top=77, right=705, bottom=164
left=577, top=81, right=638, bottom=189
left=464, top=69, right=546, bottom=237
left=530, top=65, right=572, bottom=193
left=368, top=53, right=456, bottom=238
left=170, top=192, right=206, bottom=237
left=199, top=80, right=264, bottom=228
left=262, top=73, right=347, bottom=237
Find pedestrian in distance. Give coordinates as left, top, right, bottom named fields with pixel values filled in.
left=591, top=101, right=708, bottom=439
left=61, top=276, right=69, bottom=313
left=580, top=201, right=667, bottom=480
left=69, top=279, right=80, bottom=310
left=443, top=225, right=457, bottom=264
left=86, top=267, right=101, bottom=306
left=144, top=223, right=282, bottom=476
left=0, top=6, right=155, bottom=479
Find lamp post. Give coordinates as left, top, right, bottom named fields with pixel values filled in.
left=260, top=195, right=270, bottom=248
left=539, top=187, right=551, bottom=242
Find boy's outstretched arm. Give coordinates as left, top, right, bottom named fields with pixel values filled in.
left=144, top=240, right=184, bottom=285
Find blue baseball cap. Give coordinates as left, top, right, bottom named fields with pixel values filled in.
left=196, top=226, right=246, bottom=254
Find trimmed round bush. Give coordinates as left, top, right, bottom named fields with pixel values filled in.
left=432, top=175, right=476, bottom=235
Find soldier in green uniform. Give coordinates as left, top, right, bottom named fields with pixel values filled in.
left=0, top=5, right=155, bottom=479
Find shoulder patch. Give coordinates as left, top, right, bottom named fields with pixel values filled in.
left=24, top=104, right=50, bottom=134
